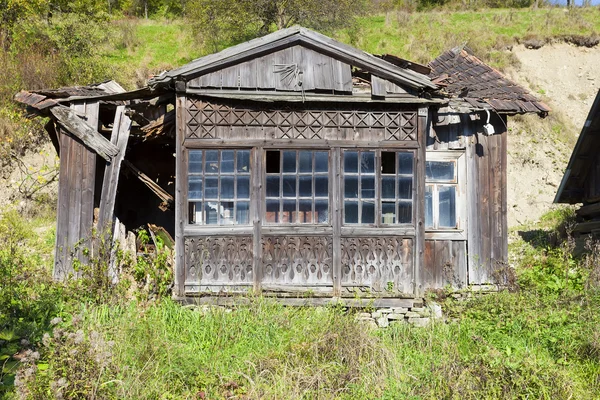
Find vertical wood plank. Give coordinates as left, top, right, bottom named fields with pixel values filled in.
left=332, top=59, right=352, bottom=93
left=239, top=58, right=257, bottom=89
left=466, top=121, right=482, bottom=284
left=221, top=64, right=239, bottom=87
left=54, top=130, right=73, bottom=279
left=97, top=106, right=132, bottom=239
left=257, top=55, right=276, bottom=89
left=332, top=147, right=341, bottom=295
left=174, top=94, right=186, bottom=297
left=79, top=102, right=99, bottom=265
left=415, top=107, right=428, bottom=296
left=500, top=117, right=508, bottom=262
left=252, top=146, right=263, bottom=293
left=371, top=75, right=387, bottom=97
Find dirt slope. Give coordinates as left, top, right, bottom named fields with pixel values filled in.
left=506, top=43, right=600, bottom=227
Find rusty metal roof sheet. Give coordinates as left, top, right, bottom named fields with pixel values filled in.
left=429, top=46, right=550, bottom=116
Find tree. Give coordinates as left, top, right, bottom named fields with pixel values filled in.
left=186, top=0, right=365, bottom=52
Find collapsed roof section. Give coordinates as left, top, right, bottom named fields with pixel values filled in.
left=429, top=46, right=550, bottom=116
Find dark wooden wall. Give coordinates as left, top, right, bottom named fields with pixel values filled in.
left=54, top=102, right=98, bottom=279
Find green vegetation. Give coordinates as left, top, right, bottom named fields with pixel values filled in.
left=3, top=203, right=600, bottom=398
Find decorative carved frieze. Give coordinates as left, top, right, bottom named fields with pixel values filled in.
left=341, top=236, right=413, bottom=293
left=186, top=98, right=417, bottom=141
left=184, top=236, right=253, bottom=285
left=261, top=236, right=333, bottom=286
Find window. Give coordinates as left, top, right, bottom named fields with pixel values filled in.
left=425, top=153, right=464, bottom=230
left=265, top=150, right=329, bottom=224
left=188, top=149, right=251, bottom=225
left=343, top=150, right=414, bottom=225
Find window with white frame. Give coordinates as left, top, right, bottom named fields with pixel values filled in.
left=188, top=149, right=251, bottom=225
left=424, top=152, right=465, bottom=231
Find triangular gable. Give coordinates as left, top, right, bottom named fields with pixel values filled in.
left=149, top=26, right=436, bottom=92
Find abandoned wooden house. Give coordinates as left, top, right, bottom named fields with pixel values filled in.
left=555, top=89, right=600, bottom=233
left=15, top=27, right=549, bottom=305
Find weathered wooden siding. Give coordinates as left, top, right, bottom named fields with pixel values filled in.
left=423, top=240, right=467, bottom=288
left=54, top=102, right=99, bottom=280
left=584, top=153, right=600, bottom=202
left=466, top=115, right=508, bottom=285
left=187, top=45, right=353, bottom=93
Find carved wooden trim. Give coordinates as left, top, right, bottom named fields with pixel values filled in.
left=186, top=98, right=417, bottom=141
left=261, top=236, right=333, bottom=286
left=184, top=236, right=253, bottom=287
left=340, top=236, right=413, bottom=293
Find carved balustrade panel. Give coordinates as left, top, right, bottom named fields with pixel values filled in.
left=341, top=236, right=413, bottom=294
left=184, top=236, right=253, bottom=291
left=261, top=236, right=333, bottom=287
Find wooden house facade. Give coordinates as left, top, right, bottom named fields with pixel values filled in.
left=15, top=29, right=548, bottom=304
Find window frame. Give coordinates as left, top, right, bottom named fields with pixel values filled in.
left=263, top=149, right=332, bottom=226
left=341, top=149, right=416, bottom=228
left=186, top=148, right=253, bottom=226
left=424, top=150, right=467, bottom=240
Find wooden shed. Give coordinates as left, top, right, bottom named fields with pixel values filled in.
left=555, top=89, right=600, bottom=233
left=16, top=30, right=547, bottom=305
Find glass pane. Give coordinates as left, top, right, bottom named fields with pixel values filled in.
left=189, top=150, right=203, bottom=173
left=344, top=201, right=358, bottom=223
left=361, top=176, right=375, bottom=199
left=425, top=186, right=433, bottom=228
left=315, top=151, right=328, bottom=172
left=344, top=151, right=358, bottom=173
left=237, top=150, right=250, bottom=173
left=344, top=176, right=359, bottom=198
left=298, top=151, right=312, bottom=172
left=282, top=176, right=296, bottom=197
left=361, top=201, right=375, bottom=224
left=205, top=202, right=219, bottom=225
left=220, top=176, right=234, bottom=199
left=266, top=200, right=279, bottom=223
left=426, top=161, right=455, bottom=181
left=282, top=151, right=296, bottom=172
left=204, top=177, right=218, bottom=199
left=398, top=177, right=412, bottom=199
left=439, top=186, right=457, bottom=228
left=382, top=202, right=396, bottom=224
left=381, top=152, right=396, bottom=174
left=237, top=176, right=250, bottom=199
left=299, top=200, right=313, bottom=223
left=205, top=150, right=219, bottom=173
left=299, top=176, right=312, bottom=197
left=236, top=201, right=250, bottom=224
left=282, top=200, right=296, bottom=223
left=220, top=201, right=235, bottom=224
left=398, top=152, right=413, bottom=175
left=189, top=201, right=202, bottom=224
left=266, top=176, right=280, bottom=197
left=398, top=202, right=412, bottom=224
left=315, top=176, right=328, bottom=197
left=381, top=177, right=396, bottom=199
left=315, top=200, right=328, bottom=223
left=266, top=151, right=280, bottom=173
left=361, top=152, right=375, bottom=173
left=221, top=150, right=234, bottom=172
left=188, top=176, right=203, bottom=200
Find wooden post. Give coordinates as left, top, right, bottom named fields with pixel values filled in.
left=174, top=94, right=186, bottom=298
left=332, top=147, right=341, bottom=296
left=414, top=107, right=428, bottom=297
left=252, top=147, right=263, bottom=293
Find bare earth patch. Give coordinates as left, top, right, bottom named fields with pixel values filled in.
left=506, top=43, right=600, bottom=227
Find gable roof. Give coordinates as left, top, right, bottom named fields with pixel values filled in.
left=555, top=89, right=600, bottom=204
left=429, top=46, right=550, bottom=116
left=149, top=26, right=436, bottom=91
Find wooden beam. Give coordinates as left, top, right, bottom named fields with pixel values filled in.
left=50, top=105, right=119, bottom=161
left=97, top=106, right=132, bottom=237
left=122, top=160, right=174, bottom=210
left=577, top=202, right=600, bottom=217
left=574, top=219, right=600, bottom=234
